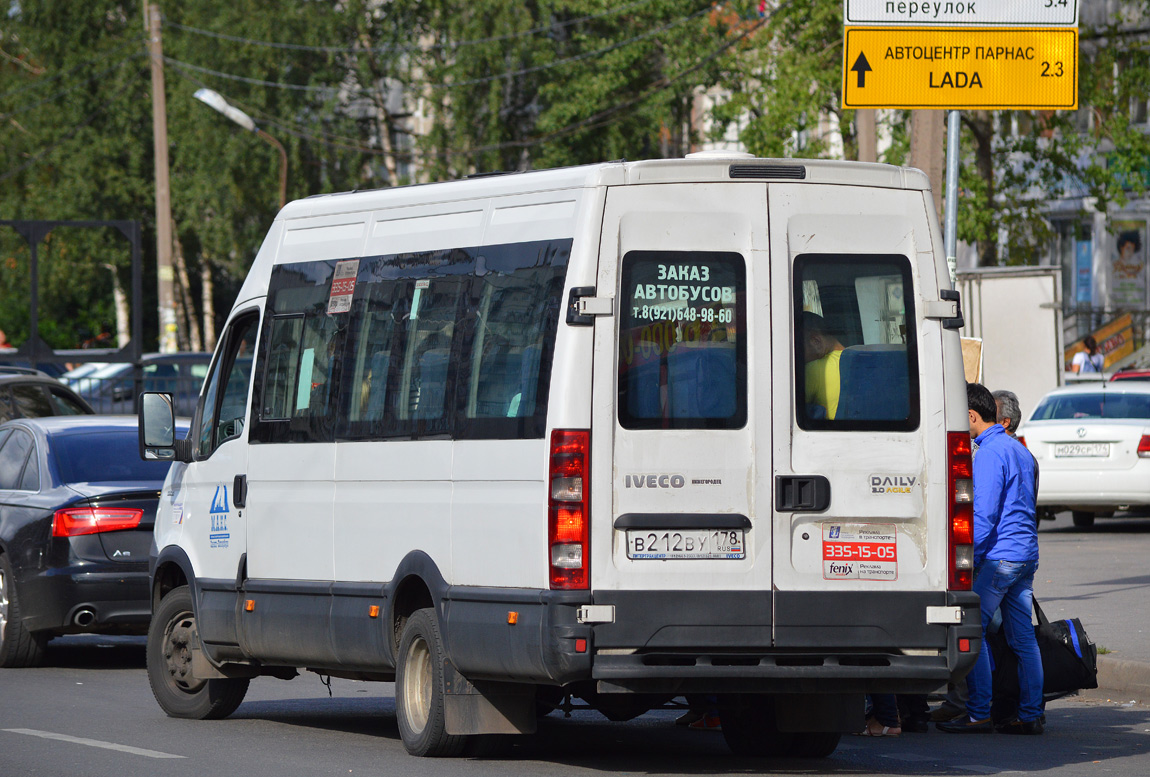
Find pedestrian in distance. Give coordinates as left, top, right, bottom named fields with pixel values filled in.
left=939, top=383, right=1044, bottom=735
left=1070, top=335, right=1104, bottom=374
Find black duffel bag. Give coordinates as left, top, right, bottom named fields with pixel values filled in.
left=989, top=597, right=1098, bottom=722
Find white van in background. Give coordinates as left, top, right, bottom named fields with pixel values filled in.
left=139, top=155, right=979, bottom=759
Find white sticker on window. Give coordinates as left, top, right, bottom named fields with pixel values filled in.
left=327, top=259, right=360, bottom=315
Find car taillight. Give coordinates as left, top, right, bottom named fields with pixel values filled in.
left=52, top=507, right=144, bottom=538
left=1016, top=435, right=1027, bottom=448
left=947, top=431, right=974, bottom=591
left=1138, top=435, right=1150, bottom=458
left=549, top=429, right=590, bottom=590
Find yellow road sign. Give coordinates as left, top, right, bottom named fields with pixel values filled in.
left=842, top=27, right=1078, bottom=109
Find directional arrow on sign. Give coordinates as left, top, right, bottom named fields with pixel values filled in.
left=850, top=52, right=872, bottom=88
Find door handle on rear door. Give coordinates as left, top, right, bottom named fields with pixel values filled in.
left=233, top=475, right=247, bottom=509
left=775, top=476, right=830, bottom=512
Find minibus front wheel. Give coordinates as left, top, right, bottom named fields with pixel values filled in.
left=147, top=585, right=249, bottom=719
left=395, top=607, right=466, bottom=757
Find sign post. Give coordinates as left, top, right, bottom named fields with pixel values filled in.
left=842, top=0, right=1080, bottom=284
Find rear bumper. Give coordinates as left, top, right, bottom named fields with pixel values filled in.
left=19, top=562, right=151, bottom=636
left=444, top=587, right=980, bottom=694
left=1037, top=468, right=1150, bottom=509
left=589, top=589, right=980, bottom=694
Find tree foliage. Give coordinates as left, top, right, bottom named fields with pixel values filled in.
left=2, top=0, right=1149, bottom=354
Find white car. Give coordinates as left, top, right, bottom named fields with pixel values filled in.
left=1019, top=382, right=1150, bottom=527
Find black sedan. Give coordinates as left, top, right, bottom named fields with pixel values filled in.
left=0, top=369, right=94, bottom=422
left=0, top=416, right=185, bottom=667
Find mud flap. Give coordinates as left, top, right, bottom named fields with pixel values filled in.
left=443, top=660, right=538, bottom=735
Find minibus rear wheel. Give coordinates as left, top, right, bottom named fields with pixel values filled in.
left=395, top=607, right=466, bottom=757
left=147, top=585, right=249, bottom=719
left=719, top=696, right=793, bottom=756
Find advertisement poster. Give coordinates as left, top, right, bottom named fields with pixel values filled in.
left=1075, top=239, right=1093, bottom=305
left=1110, top=221, right=1147, bottom=308
left=1063, top=313, right=1135, bottom=372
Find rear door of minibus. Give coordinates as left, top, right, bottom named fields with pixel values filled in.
left=766, top=181, right=952, bottom=657
left=588, top=181, right=772, bottom=651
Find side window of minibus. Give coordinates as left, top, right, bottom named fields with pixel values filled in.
left=197, top=313, right=259, bottom=458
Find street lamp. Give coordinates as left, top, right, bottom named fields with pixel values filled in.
left=194, top=88, right=287, bottom=210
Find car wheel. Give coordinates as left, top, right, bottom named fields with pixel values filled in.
left=788, top=731, right=841, bottom=758
left=1071, top=511, right=1095, bottom=528
left=720, top=696, right=794, bottom=756
left=146, top=585, right=249, bottom=719
left=0, top=553, right=47, bottom=668
left=395, top=608, right=466, bottom=757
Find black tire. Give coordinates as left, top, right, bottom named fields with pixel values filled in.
left=788, top=731, right=841, bottom=758
left=0, top=553, right=47, bottom=668
left=147, top=585, right=249, bottom=719
left=720, top=697, right=794, bottom=757
left=1071, top=511, right=1095, bottom=528
left=395, top=608, right=466, bottom=757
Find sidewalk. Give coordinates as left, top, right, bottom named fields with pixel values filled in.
left=1097, top=656, right=1150, bottom=702
left=1037, top=511, right=1150, bottom=703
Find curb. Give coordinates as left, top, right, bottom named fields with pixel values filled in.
left=1095, top=656, right=1150, bottom=702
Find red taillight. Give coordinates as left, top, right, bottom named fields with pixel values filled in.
left=1016, top=435, right=1027, bottom=448
left=52, top=506, right=144, bottom=538
left=549, top=429, right=590, bottom=590
left=947, top=431, right=974, bottom=591
left=1138, top=435, right=1150, bottom=458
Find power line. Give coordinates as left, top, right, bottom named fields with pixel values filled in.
left=171, top=11, right=773, bottom=163
left=2, top=52, right=145, bottom=119
left=0, top=68, right=148, bottom=183
left=163, top=0, right=660, bottom=54
left=468, top=15, right=773, bottom=153
left=162, top=3, right=714, bottom=97
left=0, top=38, right=145, bottom=103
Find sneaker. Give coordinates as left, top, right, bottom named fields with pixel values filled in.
left=929, top=703, right=966, bottom=722
left=936, top=716, right=994, bottom=734
left=996, top=717, right=1044, bottom=735
left=688, top=713, right=721, bottom=730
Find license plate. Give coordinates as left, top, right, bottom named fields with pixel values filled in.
left=626, top=529, right=745, bottom=560
left=1053, top=443, right=1109, bottom=458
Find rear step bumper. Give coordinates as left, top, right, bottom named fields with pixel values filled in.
left=588, top=589, right=980, bottom=695
left=592, top=653, right=955, bottom=695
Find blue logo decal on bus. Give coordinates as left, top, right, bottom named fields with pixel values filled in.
left=210, top=485, right=230, bottom=549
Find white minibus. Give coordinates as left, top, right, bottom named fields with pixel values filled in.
left=139, top=154, right=979, bottom=758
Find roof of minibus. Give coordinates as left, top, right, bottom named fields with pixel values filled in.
left=229, top=156, right=929, bottom=311
left=277, top=156, right=928, bottom=222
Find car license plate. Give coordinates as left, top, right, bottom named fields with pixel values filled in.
left=626, top=529, right=745, bottom=560
left=1053, top=443, right=1109, bottom=458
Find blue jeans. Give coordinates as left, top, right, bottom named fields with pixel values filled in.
left=967, top=559, right=1044, bottom=722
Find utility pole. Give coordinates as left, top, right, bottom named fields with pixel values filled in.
left=857, top=109, right=877, bottom=163
left=147, top=2, right=178, bottom=354
left=909, top=109, right=945, bottom=220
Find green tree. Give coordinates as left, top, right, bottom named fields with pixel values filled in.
left=710, top=0, right=1150, bottom=267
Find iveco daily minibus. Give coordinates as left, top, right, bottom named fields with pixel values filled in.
left=139, top=154, right=979, bottom=758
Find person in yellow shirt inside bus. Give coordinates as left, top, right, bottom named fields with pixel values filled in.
left=803, top=311, right=846, bottom=420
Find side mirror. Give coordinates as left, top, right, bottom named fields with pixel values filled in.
left=139, top=392, right=182, bottom=461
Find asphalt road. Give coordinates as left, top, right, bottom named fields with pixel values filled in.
left=1036, top=510, right=1150, bottom=664
left=1, top=512, right=1147, bottom=777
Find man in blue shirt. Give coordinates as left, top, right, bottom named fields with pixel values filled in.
left=939, top=383, right=1044, bottom=735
